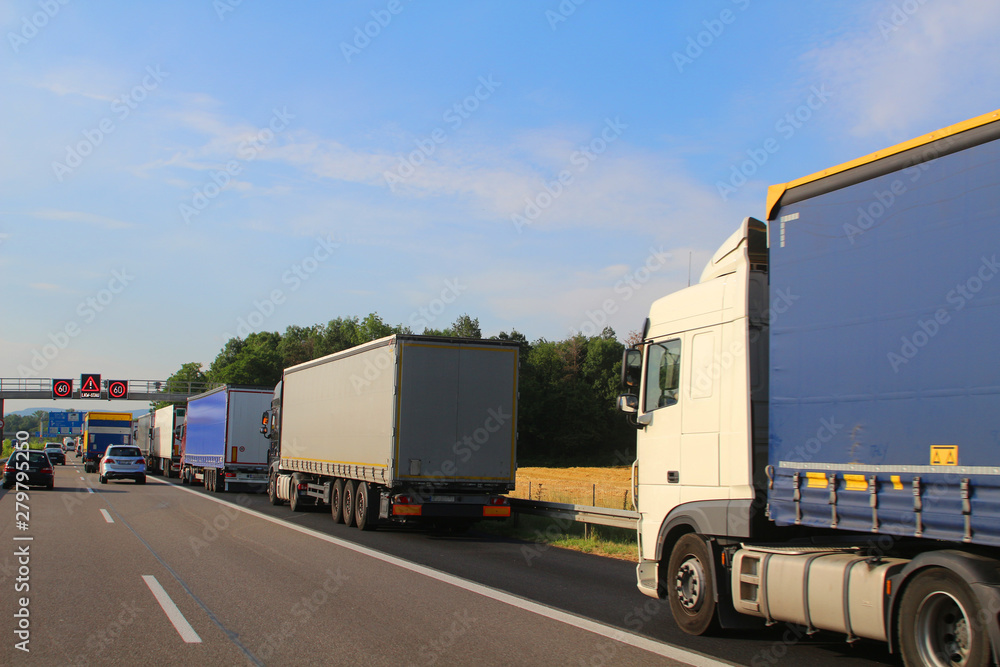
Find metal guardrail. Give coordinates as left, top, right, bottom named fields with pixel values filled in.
left=509, top=498, right=639, bottom=530
left=0, top=378, right=220, bottom=401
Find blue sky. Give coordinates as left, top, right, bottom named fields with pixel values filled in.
left=3, top=0, right=999, bottom=414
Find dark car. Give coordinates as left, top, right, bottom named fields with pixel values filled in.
left=43, top=444, right=66, bottom=465
left=2, top=450, right=55, bottom=490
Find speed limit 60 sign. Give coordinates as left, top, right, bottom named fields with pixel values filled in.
left=107, top=380, right=128, bottom=400
left=52, top=379, right=73, bottom=399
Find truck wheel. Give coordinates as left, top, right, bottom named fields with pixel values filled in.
left=899, top=567, right=990, bottom=667
left=331, top=479, right=345, bottom=523
left=355, top=482, right=377, bottom=531
left=268, top=473, right=283, bottom=506
left=342, top=480, right=356, bottom=527
left=289, top=475, right=303, bottom=512
left=666, top=534, right=720, bottom=636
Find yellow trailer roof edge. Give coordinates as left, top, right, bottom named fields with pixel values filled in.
left=766, top=108, right=1000, bottom=220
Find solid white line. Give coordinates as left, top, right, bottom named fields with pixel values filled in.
left=100, top=509, right=114, bottom=523
left=167, top=484, right=733, bottom=667
left=142, top=575, right=202, bottom=643
left=87, top=488, right=94, bottom=494
left=79, top=477, right=85, bottom=481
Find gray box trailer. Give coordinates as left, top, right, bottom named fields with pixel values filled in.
left=133, top=412, right=154, bottom=472
left=263, top=334, right=519, bottom=530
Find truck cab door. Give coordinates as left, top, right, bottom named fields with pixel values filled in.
left=635, top=337, right=683, bottom=558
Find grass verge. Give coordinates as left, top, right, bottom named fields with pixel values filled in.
left=477, top=514, right=638, bottom=562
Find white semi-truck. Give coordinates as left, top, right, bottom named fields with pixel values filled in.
left=619, top=109, right=1000, bottom=665
left=151, top=404, right=185, bottom=478
left=262, top=334, right=519, bottom=531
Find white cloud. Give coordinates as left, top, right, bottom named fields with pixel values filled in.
left=803, top=0, right=1000, bottom=139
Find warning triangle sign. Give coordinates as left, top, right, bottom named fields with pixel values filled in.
left=930, top=445, right=958, bottom=466
left=81, top=375, right=100, bottom=392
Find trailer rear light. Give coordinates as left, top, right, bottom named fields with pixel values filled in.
left=226, top=472, right=235, bottom=478
left=483, top=505, right=510, bottom=517
left=487, top=496, right=509, bottom=506
left=392, top=494, right=422, bottom=516
left=297, top=483, right=308, bottom=491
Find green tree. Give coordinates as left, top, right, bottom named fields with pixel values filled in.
left=208, top=332, right=283, bottom=387
left=154, top=362, right=210, bottom=409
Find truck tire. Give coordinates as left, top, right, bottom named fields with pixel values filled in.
left=899, top=567, right=989, bottom=667
left=342, top=480, right=356, bottom=527
left=666, top=534, right=720, bottom=636
left=268, top=473, right=283, bottom=506
left=330, top=479, right=345, bottom=523
left=355, top=482, right=377, bottom=531
left=289, top=474, right=304, bottom=512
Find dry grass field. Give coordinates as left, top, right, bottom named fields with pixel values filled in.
left=508, top=466, right=633, bottom=510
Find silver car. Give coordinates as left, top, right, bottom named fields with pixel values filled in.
left=99, top=446, right=146, bottom=484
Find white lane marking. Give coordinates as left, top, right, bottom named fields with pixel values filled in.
left=79, top=477, right=85, bottom=481
left=100, top=509, right=114, bottom=523
left=167, top=486, right=732, bottom=667
left=142, top=575, right=202, bottom=643
left=87, top=488, right=94, bottom=494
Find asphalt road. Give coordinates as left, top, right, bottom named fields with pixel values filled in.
left=0, top=462, right=899, bottom=666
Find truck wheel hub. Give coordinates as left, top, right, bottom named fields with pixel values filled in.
left=916, top=591, right=971, bottom=666
left=675, top=557, right=705, bottom=611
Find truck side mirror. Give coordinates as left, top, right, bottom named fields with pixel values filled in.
left=260, top=410, right=270, bottom=436
left=617, top=394, right=639, bottom=414
left=621, top=348, right=642, bottom=390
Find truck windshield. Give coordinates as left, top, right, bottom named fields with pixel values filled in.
left=645, top=339, right=681, bottom=411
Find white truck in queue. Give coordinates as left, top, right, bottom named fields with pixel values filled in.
left=618, top=109, right=1000, bottom=666
left=151, top=404, right=185, bottom=477
left=261, top=334, right=519, bottom=531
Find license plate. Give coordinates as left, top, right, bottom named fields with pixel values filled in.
left=429, top=495, right=456, bottom=502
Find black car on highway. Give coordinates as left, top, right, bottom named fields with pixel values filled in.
left=2, top=450, right=55, bottom=489
left=43, top=443, right=66, bottom=465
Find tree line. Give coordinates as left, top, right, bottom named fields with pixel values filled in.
left=159, top=313, right=637, bottom=466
